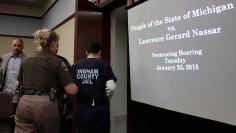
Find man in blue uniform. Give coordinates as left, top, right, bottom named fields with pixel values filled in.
left=72, top=42, right=117, bottom=133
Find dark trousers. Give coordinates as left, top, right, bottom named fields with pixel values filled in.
left=14, top=95, right=59, bottom=133
left=76, top=104, right=110, bottom=133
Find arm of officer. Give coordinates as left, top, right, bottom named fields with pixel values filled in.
left=64, top=83, right=78, bottom=95
left=58, top=61, right=78, bottom=95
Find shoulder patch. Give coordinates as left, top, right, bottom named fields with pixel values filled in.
left=61, top=62, right=69, bottom=71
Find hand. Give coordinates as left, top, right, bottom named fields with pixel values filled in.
left=105, top=80, right=116, bottom=97
left=65, top=83, right=78, bottom=95
left=16, top=80, right=21, bottom=88
left=105, top=87, right=113, bottom=98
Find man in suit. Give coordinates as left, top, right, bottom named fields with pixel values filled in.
left=0, top=38, right=26, bottom=93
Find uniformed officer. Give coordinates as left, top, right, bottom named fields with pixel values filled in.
left=71, top=42, right=117, bottom=133
left=14, top=28, right=78, bottom=133
left=55, top=55, right=73, bottom=133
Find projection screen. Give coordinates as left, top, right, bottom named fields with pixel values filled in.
left=128, top=0, right=236, bottom=126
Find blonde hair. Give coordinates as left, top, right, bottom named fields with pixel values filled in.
left=34, top=28, right=59, bottom=52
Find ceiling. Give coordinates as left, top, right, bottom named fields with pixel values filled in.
left=0, top=0, right=57, bottom=18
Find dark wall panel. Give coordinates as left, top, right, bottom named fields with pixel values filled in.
left=74, top=0, right=111, bottom=62
left=75, top=11, right=103, bottom=61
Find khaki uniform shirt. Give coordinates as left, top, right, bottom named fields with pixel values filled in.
left=17, top=50, right=73, bottom=91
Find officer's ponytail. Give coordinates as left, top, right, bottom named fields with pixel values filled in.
left=34, top=28, right=59, bottom=52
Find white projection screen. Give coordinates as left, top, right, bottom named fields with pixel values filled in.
left=128, top=0, right=236, bottom=126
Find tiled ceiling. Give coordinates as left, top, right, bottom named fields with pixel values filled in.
left=0, top=0, right=57, bottom=18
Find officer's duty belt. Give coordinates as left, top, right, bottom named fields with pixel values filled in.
left=21, top=88, right=50, bottom=96
left=78, top=97, right=108, bottom=106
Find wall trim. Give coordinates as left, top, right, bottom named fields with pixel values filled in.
left=0, top=13, right=41, bottom=19
left=0, top=34, right=34, bottom=39
left=52, top=13, right=75, bottom=30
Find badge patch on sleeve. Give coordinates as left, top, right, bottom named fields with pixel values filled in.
left=62, top=62, right=69, bottom=71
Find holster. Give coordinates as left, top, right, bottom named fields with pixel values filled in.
left=56, top=89, right=70, bottom=133
left=57, top=93, right=69, bottom=117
